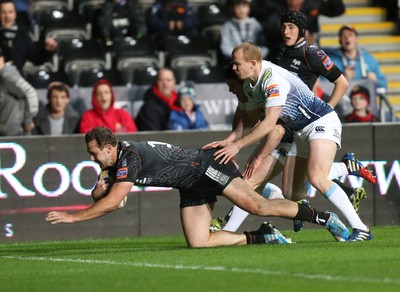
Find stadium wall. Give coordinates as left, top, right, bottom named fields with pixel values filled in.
left=0, top=125, right=399, bottom=243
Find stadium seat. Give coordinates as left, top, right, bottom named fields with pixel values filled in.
left=130, top=66, right=159, bottom=86
left=25, top=69, right=69, bottom=89
left=197, top=3, right=228, bottom=49
left=58, top=38, right=111, bottom=86
left=76, top=68, right=124, bottom=87
left=75, top=0, right=105, bottom=38
left=181, top=65, right=226, bottom=84
left=111, top=37, right=160, bottom=85
left=164, top=35, right=217, bottom=70
left=35, top=9, right=89, bottom=42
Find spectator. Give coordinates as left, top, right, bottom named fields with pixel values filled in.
left=168, top=83, right=208, bottom=130
left=327, top=25, right=387, bottom=94
left=250, top=0, right=345, bottom=61
left=97, top=0, right=147, bottom=46
left=146, top=0, right=198, bottom=49
left=0, top=47, right=38, bottom=136
left=283, top=0, right=345, bottom=45
left=0, top=0, right=58, bottom=74
left=345, top=85, right=380, bottom=123
left=33, top=82, right=80, bottom=135
left=135, top=68, right=181, bottom=131
left=220, top=0, right=268, bottom=64
left=79, top=79, right=138, bottom=134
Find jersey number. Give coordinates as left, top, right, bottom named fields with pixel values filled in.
left=147, top=141, right=173, bottom=149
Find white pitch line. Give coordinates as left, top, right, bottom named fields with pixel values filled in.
left=2, top=255, right=400, bottom=285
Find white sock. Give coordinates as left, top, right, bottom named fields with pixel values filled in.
left=222, top=205, right=249, bottom=232
left=324, top=183, right=367, bottom=230
left=222, top=183, right=283, bottom=232
left=328, top=162, right=349, bottom=180
left=262, top=183, right=284, bottom=199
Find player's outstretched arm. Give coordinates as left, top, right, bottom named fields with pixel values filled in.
left=45, top=181, right=133, bottom=224
left=214, top=106, right=282, bottom=164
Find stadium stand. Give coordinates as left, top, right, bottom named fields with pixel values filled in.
left=319, top=0, right=400, bottom=121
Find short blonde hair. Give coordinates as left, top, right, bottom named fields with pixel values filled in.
left=232, top=42, right=262, bottom=63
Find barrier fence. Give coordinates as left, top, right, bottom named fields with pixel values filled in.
left=0, top=125, right=399, bottom=242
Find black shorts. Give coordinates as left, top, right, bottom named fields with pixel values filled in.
left=179, top=149, right=241, bottom=208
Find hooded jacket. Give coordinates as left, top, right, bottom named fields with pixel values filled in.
left=79, top=79, right=137, bottom=133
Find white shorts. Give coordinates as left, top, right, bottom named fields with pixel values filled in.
left=296, top=111, right=342, bottom=149
left=270, top=141, right=295, bottom=165
left=289, top=135, right=309, bottom=159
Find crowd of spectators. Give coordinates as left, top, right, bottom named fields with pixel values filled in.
left=0, top=0, right=394, bottom=137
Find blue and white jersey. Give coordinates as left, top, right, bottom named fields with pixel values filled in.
left=243, top=60, right=333, bottom=131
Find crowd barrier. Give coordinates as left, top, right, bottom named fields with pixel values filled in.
left=0, top=125, right=399, bottom=243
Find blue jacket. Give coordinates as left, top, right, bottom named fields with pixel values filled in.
left=327, top=47, right=387, bottom=90
left=168, top=106, right=208, bottom=130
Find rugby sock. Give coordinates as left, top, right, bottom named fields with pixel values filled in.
left=294, top=203, right=330, bottom=225
left=323, top=183, right=367, bottom=230
left=262, top=183, right=284, bottom=199
left=328, top=162, right=348, bottom=179
left=223, top=184, right=284, bottom=232
left=333, top=179, right=354, bottom=198
left=244, top=231, right=266, bottom=244
left=222, top=206, right=249, bottom=232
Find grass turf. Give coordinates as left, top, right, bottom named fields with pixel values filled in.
left=1, top=226, right=399, bottom=292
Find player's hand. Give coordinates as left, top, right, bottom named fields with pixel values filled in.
left=214, top=142, right=240, bottom=164
left=202, top=140, right=227, bottom=150
left=45, top=211, right=74, bottom=224
left=242, top=155, right=263, bottom=179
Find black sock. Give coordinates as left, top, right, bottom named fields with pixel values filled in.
left=294, top=204, right=331, bottom=226
left=333, top=179, right=353, bottom=198
left=244, top=231, right=266, bottom=244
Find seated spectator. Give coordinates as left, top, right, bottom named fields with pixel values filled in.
left=0, top=47, right=38, bottom=136
left=146, top=0, right=198, bottom=49
left=250, top=0, right=345, bottom=61
left=33, top=82, right=80, bottom=135
left=79, top=79, right=138, bottom=134
left=135, top=68, right=181, bottom=131
left=220, top=0, right=268, bottom=64
left=97, top=0, right=147, bottom=46
left=168, top=83, right=208, bottom=130
left=284, top=0, right=345, bottom=46
left=327, top=25, right=387, bottom=94
left=0, top=0, right=58, bottom=74
left=345, top=85, right=380, bottom=123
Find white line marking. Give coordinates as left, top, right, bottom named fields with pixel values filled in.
left=2, top=255, right=400, bottom=285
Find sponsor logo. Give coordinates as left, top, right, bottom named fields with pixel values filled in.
left=266, top=84, right=279, bottom=97
left=292, top=59, right=301, bottom=66
left=315, top=126, right=325, bottom=133
left=278, top=147, right=288, bottom=157
left=298, top=105, right=311, bottom=119
left=262, top=68, right=272, bottom=82
left=116, top=167, right=128, bottom=179
left=323, top=57, right=334, bottom=70
left=333, top=129, right=341, bottom=140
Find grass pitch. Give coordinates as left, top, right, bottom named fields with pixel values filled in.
left=1, top=226, right=399, bottom=292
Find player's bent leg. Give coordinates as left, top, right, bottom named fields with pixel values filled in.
left=223, top=178, right=298, bottom=218
left=307, top=140, right=369, bottom=232
left=181, top=204, right=246, bottom=247
left=307, top=139, right=337, bottom=193
left=283, top=156, right=308, bottom=201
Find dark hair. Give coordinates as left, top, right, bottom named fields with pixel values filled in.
left=281, top=10, right=308, bottom=39
left=85, top=126, right=117, bottom=149
left=223, top=62, right=242, bottom=82
left=47, top=81, right=70, bottom=100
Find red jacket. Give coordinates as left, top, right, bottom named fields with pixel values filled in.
left=79, top=79, right=138, bottom=133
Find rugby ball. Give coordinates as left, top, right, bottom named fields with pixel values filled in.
left=101, top=170, right=127, bottom=209
left=118, top=195, right=128, bottom=209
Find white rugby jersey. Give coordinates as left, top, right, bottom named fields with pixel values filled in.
left=243, top=60, right=333, bottom=131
